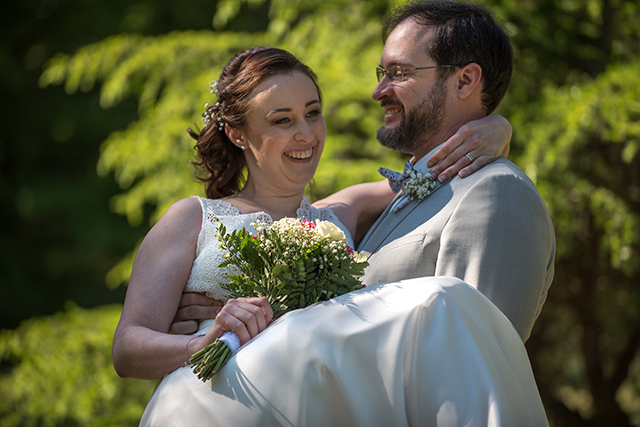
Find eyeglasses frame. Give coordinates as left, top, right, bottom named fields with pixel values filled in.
left=376, top=64, right=464, bottom=83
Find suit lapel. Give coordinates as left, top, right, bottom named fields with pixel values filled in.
left=358, top=193, right=399, bottom=251
left=360, top=180, right=447, bottom=254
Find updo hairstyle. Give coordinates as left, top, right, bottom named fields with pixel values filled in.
left=188, top=46, right=321, bottom=199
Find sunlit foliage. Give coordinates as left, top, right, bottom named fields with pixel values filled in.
left=2, top=0, right=639, bottom=425
left=517, top=60, right=640, bottom=426
left=0, top=304, right=153, bottom=426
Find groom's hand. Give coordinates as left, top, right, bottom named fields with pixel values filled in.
left=169, top=292, right=223, bottom=335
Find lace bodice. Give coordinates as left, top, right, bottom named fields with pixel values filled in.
left=184, top=196, right=354, bottom=304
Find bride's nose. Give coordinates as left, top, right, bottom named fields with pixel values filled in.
left=294, top=121, right=314, bottom=143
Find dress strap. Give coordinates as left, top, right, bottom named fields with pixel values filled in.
left=298, top=197, right=355, bottom=249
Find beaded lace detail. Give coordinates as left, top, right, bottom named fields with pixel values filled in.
left=183, top=196, right=353, bottom=305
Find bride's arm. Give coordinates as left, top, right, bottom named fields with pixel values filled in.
left=314, top=114, right=512, bottom=247
left=111, top=198, right=272, bottom=380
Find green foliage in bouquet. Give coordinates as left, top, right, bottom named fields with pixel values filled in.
left=190, top=218, right=368, bottom=381
left=219, top=218, right=368, bottom=317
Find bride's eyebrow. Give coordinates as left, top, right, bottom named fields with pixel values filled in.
left=266, top=100, right=321, bottom=116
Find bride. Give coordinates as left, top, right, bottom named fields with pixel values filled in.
left=112, top=46, right=547, bottom=426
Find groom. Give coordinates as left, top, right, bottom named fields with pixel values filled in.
left=357, top=0, right=555, bottom=342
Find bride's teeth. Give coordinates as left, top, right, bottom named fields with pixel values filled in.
left=285, top=148, right=313, bottom=159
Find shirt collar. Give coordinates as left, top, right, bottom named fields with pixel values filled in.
left=411, top=143, right=445, bottom=176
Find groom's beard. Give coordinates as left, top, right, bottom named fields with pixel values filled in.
left=376, top=82, right=447, bottom=154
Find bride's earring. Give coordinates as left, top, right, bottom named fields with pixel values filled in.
left=236, top=139, right=246, bottom=150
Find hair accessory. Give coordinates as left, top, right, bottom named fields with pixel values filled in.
left=202, top=103, right=213, bottom=125
left=202, top=99, right=225, bottom=132
left=202, top=80, right=224, bottom=131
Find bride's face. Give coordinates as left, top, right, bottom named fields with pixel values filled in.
left=231, top=71, right=326, bottom=193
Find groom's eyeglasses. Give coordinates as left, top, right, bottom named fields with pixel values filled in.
left=376, top=64, right=461, bottom=83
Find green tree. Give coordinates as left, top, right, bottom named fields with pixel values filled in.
left=517, top=61, right=640, bottom=426
left=0, top=304, right=153, bottom=426
left=0, top=0, right=223, bottom=329
left=2, top=0, right=640, bottom=425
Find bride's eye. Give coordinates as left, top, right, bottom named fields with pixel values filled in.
left=306, top=109, right=321, bottom=119
left=274, top=117, right=291, bottom=125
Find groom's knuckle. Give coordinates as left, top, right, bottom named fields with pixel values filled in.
left=183, top=306, right=199, bottom=318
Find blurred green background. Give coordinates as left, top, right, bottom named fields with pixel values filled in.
left=1, top=0, right=639, bottom=425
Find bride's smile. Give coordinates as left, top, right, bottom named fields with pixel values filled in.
left=284, top=147, right=314, bottom=160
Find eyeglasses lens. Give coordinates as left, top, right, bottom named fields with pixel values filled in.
left=376, top=66, right=404, bottom=82
left=390, top=66, right=403, bottom=81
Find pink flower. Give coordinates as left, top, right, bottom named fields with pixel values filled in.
left=301, top=219, right=315, bottom=228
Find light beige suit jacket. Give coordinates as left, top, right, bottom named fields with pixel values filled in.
left=358, top=157, right=555, bottom=341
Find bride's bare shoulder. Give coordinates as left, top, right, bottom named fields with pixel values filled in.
left=146, top=197, right=203, bottom=242
left=162, top=197, right=202, bottom=219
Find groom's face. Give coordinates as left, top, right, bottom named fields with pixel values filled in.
left=375, top=79, right=447, bottom=155
left=372, top=20, right=449, bottom=155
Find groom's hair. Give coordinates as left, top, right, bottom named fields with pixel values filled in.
left=383, top=0, right=512, bottom=114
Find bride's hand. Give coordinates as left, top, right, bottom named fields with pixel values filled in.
left=427, top=114, right=512, bottom=183
left=202, top=297, right=273, bottom=347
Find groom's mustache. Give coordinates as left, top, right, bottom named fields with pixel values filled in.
left=380, top=99, right=404, bottom=111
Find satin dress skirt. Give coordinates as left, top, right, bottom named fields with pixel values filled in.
left=140, top=277, right=549, bottom=427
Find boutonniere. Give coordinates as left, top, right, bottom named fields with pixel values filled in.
left=379, top=161, right=438, bottom=213
left=404, top=170, right=436, bottom=201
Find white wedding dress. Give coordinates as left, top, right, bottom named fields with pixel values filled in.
left=140, top=197, right=549, bottom=427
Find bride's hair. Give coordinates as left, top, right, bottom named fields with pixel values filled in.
left=188, top=46, right=321, bottom=199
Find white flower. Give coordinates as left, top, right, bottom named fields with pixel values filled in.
left=314, top=220, right=347, bottom=243
left=404, top=170, right=436, bottom=201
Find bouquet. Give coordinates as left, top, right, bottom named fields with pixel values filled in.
left=189, top=217, right=368, bottom=381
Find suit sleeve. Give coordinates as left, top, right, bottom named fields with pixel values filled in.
left=434, top=173, right=555, bottom=341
